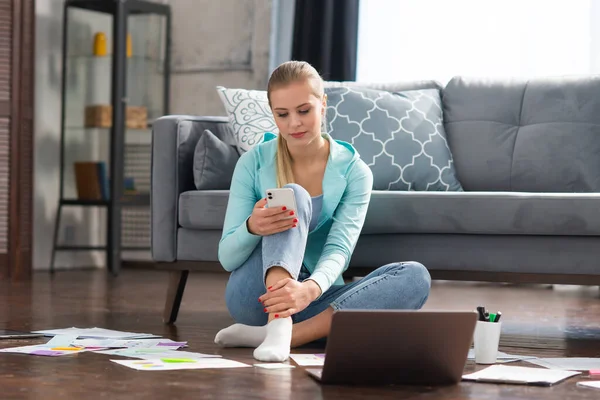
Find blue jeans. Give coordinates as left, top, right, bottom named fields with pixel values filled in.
left=225, top=183, right=431, bottom=326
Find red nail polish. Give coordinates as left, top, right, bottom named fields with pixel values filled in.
left=275, top=314, right=279, bottom=318
left=293, top=218, right=298, bottom=223
left=289, top=211, right=294, bottom=215
left=258, top=298, right=261, bottom=302
left=293, top=224, right=297, bottom=227
left=268, top=286, right=272, bottom=290
left=264, top=308, right=267, bottom=312
left=282, top=206, right=287, bottom=211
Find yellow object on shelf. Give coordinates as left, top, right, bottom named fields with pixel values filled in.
left=93, top=32, right=108, bottom=56
left=127, top=33, right=132, bottom=57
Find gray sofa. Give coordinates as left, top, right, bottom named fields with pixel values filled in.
left=152, top=76, right=600, bottom=323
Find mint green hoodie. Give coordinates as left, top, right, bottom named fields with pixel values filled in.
left=218, top=132, right=373, bottom=294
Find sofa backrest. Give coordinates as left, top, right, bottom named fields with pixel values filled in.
left=324, top=80, right=442, bottom=93
left=443, top=75, right=600, bottom=192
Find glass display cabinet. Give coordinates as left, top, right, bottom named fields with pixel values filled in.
left=50, top=0, right=171, bottom=275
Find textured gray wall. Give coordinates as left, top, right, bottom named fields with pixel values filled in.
left=169, top=0, right=273, bottom=116
left=33, top=0, right=273, bottom=269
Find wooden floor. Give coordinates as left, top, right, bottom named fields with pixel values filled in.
left=1, top=269, right=600, bottom=399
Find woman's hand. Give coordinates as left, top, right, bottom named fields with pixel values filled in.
left=259, top=278, right=322, bottom=318
left=247, top=198, right=297, bottom=236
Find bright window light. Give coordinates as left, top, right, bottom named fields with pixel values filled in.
left=356, top=0, right=599, bottom=85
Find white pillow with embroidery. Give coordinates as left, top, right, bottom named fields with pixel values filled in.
left=216, top=86, right=279, bottom=153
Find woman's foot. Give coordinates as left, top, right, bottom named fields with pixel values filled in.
left=214, top=323, right=267, bottom=348
left=253, top=317, right=293, bottom=362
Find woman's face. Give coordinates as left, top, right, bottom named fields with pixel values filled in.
left=270, top=80, right=326, bottom=149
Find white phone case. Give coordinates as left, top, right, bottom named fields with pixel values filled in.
left=266, top=188, right=297, bottom=219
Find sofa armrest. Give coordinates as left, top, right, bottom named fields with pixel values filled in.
left=151, top=115, right=232, bottom=262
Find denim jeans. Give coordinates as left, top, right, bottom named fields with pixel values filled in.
left=225, top=183, right=431, bottom=326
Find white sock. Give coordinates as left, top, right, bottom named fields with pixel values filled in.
left=214, top=323, right=267, bottom=348
left=253, top=317, right=293, bottom=362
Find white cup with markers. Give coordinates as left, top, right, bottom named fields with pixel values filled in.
left=473, top=306, right=502, bottom=364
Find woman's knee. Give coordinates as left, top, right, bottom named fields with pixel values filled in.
left=403, top=261, right=431, bottom=301
left=384, top=261, right=431, bottom=306
left=283, top=183, right=312, bottom=221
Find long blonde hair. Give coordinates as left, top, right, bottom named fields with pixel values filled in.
left=267, top=61, right=325, bottom=187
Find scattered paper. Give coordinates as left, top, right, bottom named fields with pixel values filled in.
left=525, top=358, right=600, bottom=371
left=289, top=353, right=325, bottom=367
left=72, top=338, right=186, bottom=350
left=156, top=341, right=188, bottom=348
left=96, top=348, right=221, bottom=360
left=111, top=358, right=250, bottom=371
left=32, top=327, right=159, bottom=340
left=46, top=335, right=79, bottom=347
left=467, top=349, right=537, bottom=363
left=462, top=365, right=580, bottom=386
left=577, top=381, right=600, bottom=389
left=254, top=363, right=295, bottom=370
left=0, top=344, right=88, bottom=357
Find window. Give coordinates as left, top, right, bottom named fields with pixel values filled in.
left=357, top=0, right=600, bottom=85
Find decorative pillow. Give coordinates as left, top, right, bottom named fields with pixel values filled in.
left=325, top=86, right=463, bottom=191
left=193, top=129, right=240, bottom=190
left=216, top=86, right=279, bottom=153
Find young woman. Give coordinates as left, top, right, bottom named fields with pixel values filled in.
left=214, top=61, right=431, bottom=362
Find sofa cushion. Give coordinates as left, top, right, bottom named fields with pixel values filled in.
left=325, top=86, right=463, bottom=191
left=362, top=191, right=600, bottom=235
left=193, top=129, right=239, bottom=190
left=179, top=190, right=229, bottom=230
left=179, top=190, right=600, bottom=236
left=443, top=75, right=600, bottom=192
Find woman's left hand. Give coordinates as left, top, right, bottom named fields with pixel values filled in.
left=259, top=278, right=322, bottom=318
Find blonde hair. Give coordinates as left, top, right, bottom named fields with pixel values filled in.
left=267, top=61, right=325, bottom=187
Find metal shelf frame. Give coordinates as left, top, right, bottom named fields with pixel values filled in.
left=50, top=0, right=171, bottom=275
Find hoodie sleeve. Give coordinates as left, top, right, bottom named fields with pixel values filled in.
left=306, top=160, right=373, bottom=296
left=218, top=150, right=262, bottom=272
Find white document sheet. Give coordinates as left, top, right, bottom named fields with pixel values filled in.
left=577, top=381, right=600, bottom=389
left=32, top=327, right=159, bottom=339
left=525, top=358, right=600, bottom=371
left=254, top=363, right=295, bottom=369
left=111, top=358, right=250, bottom=371
left=0, top=344, right=88, bottom=356
left=462, top=365, right=580, bottom=386
left=467, top=349, right=537, bottom=363
left=96, top=348, right=221, bottom=360
left=46, top=335, right=80, bottom=347
left=289, top=353, right=325, bottom=367
left=73, top=338, right=186, bottom=350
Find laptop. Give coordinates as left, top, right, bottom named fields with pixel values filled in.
left=305, top=309, right=477, bottom=386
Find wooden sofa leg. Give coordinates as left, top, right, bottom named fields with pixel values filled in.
left=163, top=270, right=189, bottom=325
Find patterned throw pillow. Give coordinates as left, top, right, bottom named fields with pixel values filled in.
left=325, top=86, right=463, bottom=191
left=216, top=86, right=279, bottom=153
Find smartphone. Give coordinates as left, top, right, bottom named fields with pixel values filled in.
left=266, top=188, right=297, bottom=219
left=0, top=329, right=44, bottom=339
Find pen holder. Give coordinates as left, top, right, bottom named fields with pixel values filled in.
left=473, top=320, right=502, bottom=364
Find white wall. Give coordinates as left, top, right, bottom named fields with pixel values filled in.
left=33, top=0, right=274, bottom=270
